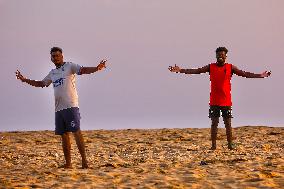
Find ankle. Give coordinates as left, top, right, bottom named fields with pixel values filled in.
left=228, top=143, right=233, bottom=150
left=210, top=146, right=216, bottom=150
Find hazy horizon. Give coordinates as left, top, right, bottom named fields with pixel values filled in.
left=1, top=0, right=283, bottom=131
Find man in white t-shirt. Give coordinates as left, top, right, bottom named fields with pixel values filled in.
left=16, top=47, right=106, bottom=169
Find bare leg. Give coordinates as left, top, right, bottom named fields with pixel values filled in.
left=210, top=117, right=219, bottom=150
left=73, top=130, right=88, bottom=168
left=61, top=132, right=72, bottom=168
left=223, top=117, right=233, bottom=150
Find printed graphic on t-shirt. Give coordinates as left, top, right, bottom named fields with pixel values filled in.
left=53, top=78, right=65, bottom=87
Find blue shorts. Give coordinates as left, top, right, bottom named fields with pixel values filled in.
left=55, top=107, right=81, bottom=135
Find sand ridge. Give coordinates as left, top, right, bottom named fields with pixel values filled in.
left=0, top=126, right=283, bottom=188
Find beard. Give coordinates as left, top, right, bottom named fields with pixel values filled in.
left=217, top=58, right=225, bottom=64
left=54, top=62, right=62, bottom=68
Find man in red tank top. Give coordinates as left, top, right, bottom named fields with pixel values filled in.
left=168, top=47, right=271, bottom=150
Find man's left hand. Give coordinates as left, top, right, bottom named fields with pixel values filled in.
left=97, top=59, right=107, bottom=71
left=261, top=71, right=271, bottom=78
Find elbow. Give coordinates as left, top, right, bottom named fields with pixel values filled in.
left=79, top=68, right=86, bottom=75
left=40, top=82, right=46, bottom=88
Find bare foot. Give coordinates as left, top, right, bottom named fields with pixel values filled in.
left=228, top=143, right=236, bottom=150
left=210, top=146, right=216, bottom=150
left=58, top=164, right=72, bottom=169
left=228, top=145, right=235, bottom=150
left=81, top=165, right=89, bottom=169
left=81, top=162, right=89, bottom=169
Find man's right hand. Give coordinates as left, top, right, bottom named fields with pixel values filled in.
left=15, top=70, right=26, bottom=82
left=168, top=64, right=181, bottom=73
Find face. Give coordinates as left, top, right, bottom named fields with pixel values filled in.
left=51, top=51, right=64, bottom=66
left=216, top=51, right=227, bottom=65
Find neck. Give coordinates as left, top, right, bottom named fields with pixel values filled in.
left=55, top=62, right=64, bottom=69
left=216, top=62, right=225, bottom=66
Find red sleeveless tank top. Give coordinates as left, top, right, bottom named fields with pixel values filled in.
left=209, top=63, right=232, bottom=106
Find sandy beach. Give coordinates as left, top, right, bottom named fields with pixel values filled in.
left=0, top=126, right=283, bottom=188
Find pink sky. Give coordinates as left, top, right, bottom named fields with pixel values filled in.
left=0, top=0, right=283, bottom=131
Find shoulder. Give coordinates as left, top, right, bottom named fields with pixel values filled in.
left=64, top=62, right=73, bottom=67
left=66, top=61, right=74, bottom=65
left=225, top=63, right=233, bottom=70
left=226, top=63, right=232, bottom=67
left=227, top=63, right=235, bottom=76
left=205, top=64, right=211, bottom=69
left=209, top=63, right=216, bottom=67
left=43, top=69, right=54, bottom=81
left=230, top=64, right=238, bottom=71
left=64, top=62, right=78, bottom=70
left=66, top=62, right=82, bottom=68
left=199, top=64, right=210, bottom=73
left=209, top=63, right=216, bottom=69
left=208, top=63, right=214, bottom=72
left=48, top=69, right=55, bottom=75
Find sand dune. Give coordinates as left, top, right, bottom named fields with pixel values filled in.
left=0, top=126, right=283, bottom=188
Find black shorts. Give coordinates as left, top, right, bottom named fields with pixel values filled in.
left=209, top=106, right=233, bottom=118
left=55, top=107, right=81, bottom=135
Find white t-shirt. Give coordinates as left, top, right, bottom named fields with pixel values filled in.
left=42, top=62, right=82, bottom=112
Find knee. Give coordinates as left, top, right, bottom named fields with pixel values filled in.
left=73, top=130, right=82, bottom=138
left=61, top=133, right=68, bottom=139
left=211, top=118, right=219, bottom=126
left=223, top=118, right=231, bottom=127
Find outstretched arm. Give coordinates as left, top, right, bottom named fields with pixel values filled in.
left=168, top=64, right=209, bottom=74
left=15, top=70, right=46, bottom=88
left=232, top=65, right=271, bottom=78
left=80, top=59, right=107, bottom=75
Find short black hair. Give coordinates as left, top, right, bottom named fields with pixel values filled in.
left=216, top=47, right=228, bottom=54
left=50, top=47, right=63, bottom=54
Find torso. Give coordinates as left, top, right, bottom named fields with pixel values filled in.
left=45, top=62, right=82, bottom=112
left=209, top=63, right=233, bottom=106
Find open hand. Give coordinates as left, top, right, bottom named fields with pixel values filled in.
left=260, top=71, right=271, bottom=78
left=97, top=59, right=107, bottom=71
left=168, top=64, right=180, bottom=73
left=15, top=70, right=26, bottom=82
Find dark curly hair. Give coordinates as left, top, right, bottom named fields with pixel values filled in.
left=50, top=47, right=63, bottom=54
left=215, top=47, right=228, bottom=54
